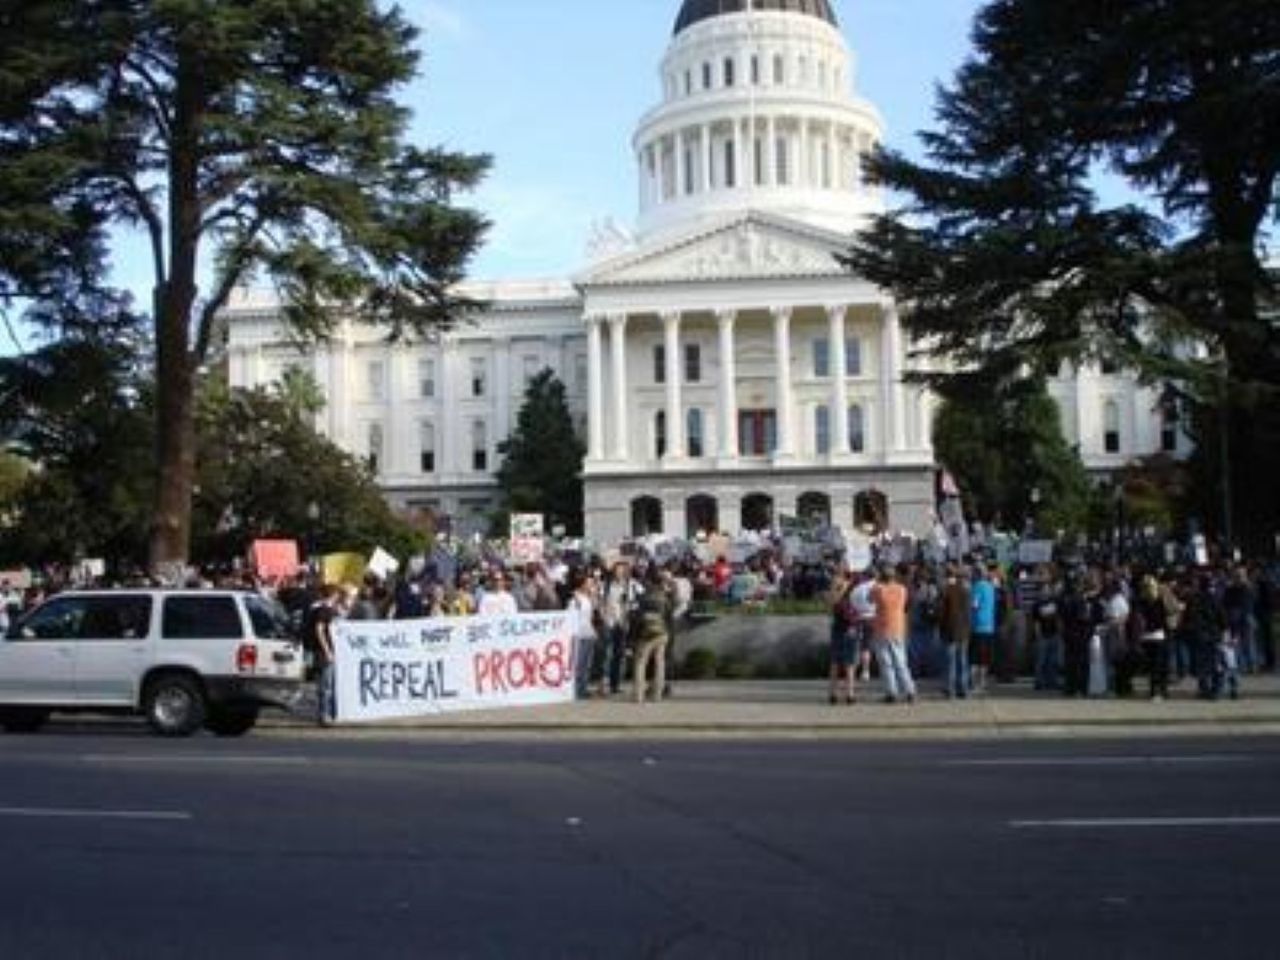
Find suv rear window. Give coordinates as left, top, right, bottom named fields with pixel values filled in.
left=162, top=596, right=242, bottom=640
left=244, top=595, right=293, bottom=640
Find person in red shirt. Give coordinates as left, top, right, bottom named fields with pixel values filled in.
left=871, top=565, right=917, bottom=704
left=712, top=556, right=732, bottom=597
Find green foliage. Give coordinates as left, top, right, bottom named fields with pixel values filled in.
left=933, top=380, right=1092, bottom=533
left=841, top=0, right=1279, bottom=544
left=0, top=335, right=423, bottom=567
left=495, top=369, right=585, bottom=536
left=0, top=0, right=491, bottom=564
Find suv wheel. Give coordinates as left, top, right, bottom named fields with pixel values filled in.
left=143, top=674, right=206, bottom=737
left=0, top=707, right=50, bottom=733
left=204, top=706, right=259, bottom=737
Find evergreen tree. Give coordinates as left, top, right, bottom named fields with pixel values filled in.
left=842, top=0, right=1279, bottom=546
left=932, top=379, right=1092, bottom=534
left=495, top=370, right=584, bottom=536
left=0, top=0, right=490, bottom=572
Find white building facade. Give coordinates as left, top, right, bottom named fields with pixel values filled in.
left=222, top=0, right=1177, bottom=543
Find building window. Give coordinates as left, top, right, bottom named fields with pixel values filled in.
left=655, top=410, right=667, bottom=459
left=574, top=353, right=588, bottom=393
left=687, top=408, right=704, bottom=458
left=751, top=55, right=760, bottom=85
left=418, top=358, right=435, bottom=399
left=702, top=61, right=712, bottom=89
left=684, top=148, right=694, bottom=194
left=684, top=69, right=692, bottom=96
left=1161, top=409, right=1178, bottom=453
left=739, top=409, right=777, bottom=456
left=813, top=338, right=830, bottom=377
left=654, top=344, right=666, bottom=384
left=754, top=137, right=765, bottom=186
left=419, top=422, right=436, bottom=474
left=848, top=405, right=865, bottom=453
left=367, top=423, right=384, bottom=474
left=472, top=419, right=488, bottom=472
left=815, top=405, right=830, bottom=455
left=470, top=357, right=487, bottom=397
left=773, top=54, right=784, bottom=84
left=367, top=360, right=385, bottom=402
left=723, top=57, right=735, bottom=87
left=723, top=140, right=736, bottom=188
left=1103, top=400, right=1121, bottom=454
left=846, top=337, right=862, bottom=376
left=685, top=343, right=702, bottom=383
left=821, top=141, right=832, bottom=188
left=776, top=136, right=789, bottom=185
left=1100, top=357, right=1119, bottom=375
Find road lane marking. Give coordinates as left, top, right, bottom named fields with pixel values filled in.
left=0, top=806, right=192, bottom=822
left=1010, top=816, right=1280, bottom=830
left=81, top=754, right=313, bottom=766
left=946, top=755, right=1253, bottom=768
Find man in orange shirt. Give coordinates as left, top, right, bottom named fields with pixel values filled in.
left=872, top=565, right=917, bottom=704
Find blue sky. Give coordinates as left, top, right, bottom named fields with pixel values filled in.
left=92, top=0, right=984, bottom=316
left=403, top=0, right=985, bottom=280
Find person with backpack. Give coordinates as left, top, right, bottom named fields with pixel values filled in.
left=631, top=568, right=671, bottom=704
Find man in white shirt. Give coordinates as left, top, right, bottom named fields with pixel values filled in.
left=478, top=570, right=519, bottom=617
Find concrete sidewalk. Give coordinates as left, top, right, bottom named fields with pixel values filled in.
left=273, top=674, right=1280, bottom=740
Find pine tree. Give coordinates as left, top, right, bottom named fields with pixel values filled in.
left=0, top=0, right=490, bottom=572
left=841, top=0, right=1279, bottom=546
left=495, top=370, right=585, bottom=537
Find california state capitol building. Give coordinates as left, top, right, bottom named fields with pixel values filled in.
left=222, top=0, right=1183, bottom=544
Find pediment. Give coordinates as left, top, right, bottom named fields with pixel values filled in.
left=580, top=214, right=849, bottom=287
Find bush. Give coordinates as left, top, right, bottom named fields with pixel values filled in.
left=681, top=647, right=717, bottom=679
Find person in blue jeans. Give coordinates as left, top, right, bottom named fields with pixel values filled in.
left=1032, top=573, right=1064, bottom=690
left=969, top=565, right=998, bottom=693
left=939, top=565, right=972, bottom=698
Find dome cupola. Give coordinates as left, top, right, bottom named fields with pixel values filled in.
left=632, top=1, right=885, bottom=239
left=674, top=0, right=839, bottom=37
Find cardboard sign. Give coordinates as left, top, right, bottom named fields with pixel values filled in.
left=1017, top=540, right=1055, bottom=566
left=367, top=546, right=400, bottom=580
left=252, top=540, right=301, bottom=579
left=322, top=552, right=367, bottom=586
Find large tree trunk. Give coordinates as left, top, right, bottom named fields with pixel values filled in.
left=149, top=290, right=197, bottom=576
left=148, top=49, right=204, bottom=578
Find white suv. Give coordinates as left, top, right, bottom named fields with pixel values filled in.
left=0, top=589, right=306, bottom=737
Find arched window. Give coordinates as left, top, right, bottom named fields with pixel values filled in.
left=367, top=423, right=384, bottom=474
left=848, top=405, right=865, bottom=453
left=1103, top=400, right=1121, bottom=454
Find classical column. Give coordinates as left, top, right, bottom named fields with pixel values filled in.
left=828, top=305, right=850, bottom=455
left=676, top=128, right=687, bottom=196
left=700, top=123, right=713, bottom=193
left=766, top=114, right=777, bottom=186
left=798, top=118, right=810, bottom=189
left=385, top=347, right=402, bottom=475
left=663, top=311, right=684, bottom=460
left=885, top=303, right=907, bottom=451
left=717, top=309, right=739, bottom=459
left=772, top=306, right=794, bottom=457
left=586, top=316, right=605, bottom=461
left=733, top=116, right=745, bottom=190
left=493, top=336, right=511, bottom=439
left=327, top=325, right=351, bottom=450
left=637, top=151, right=647, bottom=212
left=608, top=314, right=630, bottom=460
left=439, top=337, right=457, bottom=475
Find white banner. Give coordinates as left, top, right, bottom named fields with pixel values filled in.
left=332, top=612, right=576, bottom=723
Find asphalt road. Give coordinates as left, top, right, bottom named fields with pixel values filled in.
left=1, top=731, right=1278, bottom=959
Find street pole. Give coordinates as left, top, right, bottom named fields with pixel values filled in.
left=1220, top=358, right=1233, bottom=556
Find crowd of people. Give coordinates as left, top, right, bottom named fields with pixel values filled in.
left=2, top=540, right=1276, bottom=717
left=828, top=559, right=1276, bottom=706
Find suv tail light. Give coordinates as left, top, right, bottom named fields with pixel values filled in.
left=236, top=643, right=259, bottom=674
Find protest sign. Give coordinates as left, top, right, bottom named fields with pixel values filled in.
left=251, top=539, right=300, bottom=579
left=510, top=513, right=545, bottom=564
left=367, top=546, right=400, bottom=580
left=322, top=552, right=367, bottom=586
left=846, top=532, right=873, bottom=572
left=1016, top=540, right=1055, bottom=566
left=332, top=611, right=576, bottom=722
